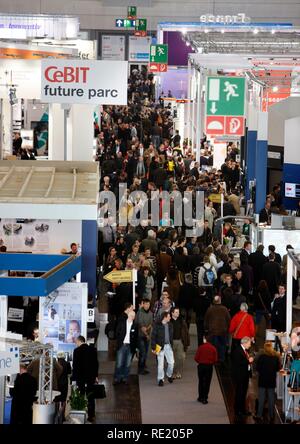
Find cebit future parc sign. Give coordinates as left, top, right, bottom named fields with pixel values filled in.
left=41, top=60, right=128, bottom=105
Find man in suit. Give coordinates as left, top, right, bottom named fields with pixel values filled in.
left=248, top=244, right=267, bottom=289
left=72, top=335, right=99, bottom=422
left=240, top=241, right=252, bottom=265
left=262, top=253, right=282, bottom=298
left=259, top=201, right=271, bottom=224
left=231, top=336, right=253, bottom=418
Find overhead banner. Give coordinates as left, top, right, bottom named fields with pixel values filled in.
left=39, top=282, right=88, bottom=356
left=41, top=59, right=128, bottom=104
left=0, top=60, right=40, bottom=99
left=0, top=348, right=20, bottom=377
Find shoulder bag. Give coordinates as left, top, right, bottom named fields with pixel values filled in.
left=232, top=313, right=248, bottom=339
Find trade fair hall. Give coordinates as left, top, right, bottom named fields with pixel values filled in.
left=0, top=0, right=300, bottom=429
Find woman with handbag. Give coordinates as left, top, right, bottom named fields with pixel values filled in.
left=253, top=280, right=272, bottom=330
left=229, top=303, right=255, bottom=352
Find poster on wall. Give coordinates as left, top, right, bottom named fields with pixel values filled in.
left=128, top=36, right=151, bottom=62
left=101, top=35, right=125, bottom=61
left=0, top=219, right=50, bottom=252
left=39, top=282, right=88, bottom=356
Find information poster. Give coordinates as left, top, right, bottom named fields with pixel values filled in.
left=129, top=36, right=151, bottom=62
left=39, top=282, right=87, bottom=356
left=0, top=219, right=50, bottom=252
left=101, top=35, right=125, bottom=61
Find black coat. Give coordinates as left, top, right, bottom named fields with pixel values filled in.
left=259, top=208, right=270, bottom=224
left=231, top=345, right=251, bottom=382
left=248, top=251, right=267, bottom=286
left=57, top=358, right=72, bottom=401
left=151, top=321, right=173, bottom=350
left=115, top=313, right=138, bottom=353
left=72, top=343, right=98, bottom=385
left=271, top=295, right=286, bottom=332
left=253, top=287, right=272, bottom=313
left=256, top=354, right=280, bottom=388
left=262, top=261, right=282, bottom=296
left=10, top=373, right=37, bottom=424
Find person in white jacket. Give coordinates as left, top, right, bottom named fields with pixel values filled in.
left=198, top=256, right=217, bottom=288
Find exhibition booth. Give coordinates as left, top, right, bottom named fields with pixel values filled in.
left=0, top=159, right=99, bottom=423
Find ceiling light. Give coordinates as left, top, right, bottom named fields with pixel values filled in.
left=204, top=29, right=209, bottom=34
left=221, top=29, right=225, bottom=34
left=186, top=41, right=190, bottom=46
left=181, top=29, right=187, bottom=35
left=253, top=29, right=259, bottom=34
left=272, top=86, right=279, bottom=92
left=271, top=29, right=276, bottom=34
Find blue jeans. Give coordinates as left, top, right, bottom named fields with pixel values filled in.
left=138, top=336, right=149, bottom=371
left=210, top=335, right=227, bottom=362
left=114, top=344, right=132, bottom=382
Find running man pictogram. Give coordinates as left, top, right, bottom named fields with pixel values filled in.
left=223, top=81, right=239, bottom=101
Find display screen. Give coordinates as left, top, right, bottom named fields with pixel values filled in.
left=285, top=183, right=300, bottom=198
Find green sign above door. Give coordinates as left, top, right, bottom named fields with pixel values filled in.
left=206, top=76, right=245, bottom=116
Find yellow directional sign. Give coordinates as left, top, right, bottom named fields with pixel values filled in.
left=103, top=270, right=133, bottom=284
left=208, top=193, right=222, bottom=204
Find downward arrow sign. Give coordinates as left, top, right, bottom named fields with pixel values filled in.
left=210, top=102, right=217, bottom=114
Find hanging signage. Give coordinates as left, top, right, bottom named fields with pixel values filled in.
left=101, top=35, right=125, bottom=61
left=0, top=347, right=20, bottom=377
left=115, top=19, right=135, bottom=28
left=135, top=18, right=147, bottom=31
left=7, top=308, right=24, bottom=323
left=0, top=15, right=78, bottom=39
left=205, top=116, right=245, bottom=136
left=128, top=6, right=137, bottom=19
left=148, top=62, right=168, bottom=73
left=41, top=59, right=128, bottom=105
left=199, top=13, right=250, bottom=24
left=129, top=36, right=151, bottom=62
left=150, top=44, right=168, bottom=64
left=206, top=76, right=245, bottom=116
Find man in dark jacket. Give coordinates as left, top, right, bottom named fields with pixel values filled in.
left=248, top=244, right=267, bottom=288
left=170, top=307, right=190, bottom=379
left=113, top=303, right=138, bottom=385
left=259, top=201, right=271, bottom=224
left=262, top=253, right=282, bottom=298
left=271, top=284, right=287, bottom=332
left=10, top=364, right=37, bottom=424
left=231, top=336, right=253, bottom=418
left=72, top=335, right=99, bottom=422
left=204, top=296, right=230, bottom=362
left=151, top=311, right=174, bottom=386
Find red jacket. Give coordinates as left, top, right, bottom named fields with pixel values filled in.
left=194, top=342, right=218, bottom=365
left=229, top=311, right=255, bottom=339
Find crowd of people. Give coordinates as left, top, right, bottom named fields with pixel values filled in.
left=7, top=67, right=300, bottom=425
left=94, top=68, right=299, bottom=424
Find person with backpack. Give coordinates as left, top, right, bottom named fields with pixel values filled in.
left=198, top=255, right=217, bottom=298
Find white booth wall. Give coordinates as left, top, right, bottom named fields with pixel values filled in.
left=0, top=219, right=81, bottom=254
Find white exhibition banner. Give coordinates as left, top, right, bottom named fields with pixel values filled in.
left=0, top=218, right=81, bottom=254
left=129, top=36, right=151, bottom=62
left=41, top=59, right=128, bottom=104
left=0, top=348, right=20, bottom=377
left=102, top=35, right=125, bottom=61
left=0, top=15, right=78, bottom=39
left=0, top=60, right=41, bottom=99
left=39, top=282, right=88, bottom=357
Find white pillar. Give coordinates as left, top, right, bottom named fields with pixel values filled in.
left=286, top=255, right=293, bottom=335
left=48, top=103, right=65, bottom=160
left=67, top=104, right=94, bottom=161
left=1, top=99, right=12, bottom=158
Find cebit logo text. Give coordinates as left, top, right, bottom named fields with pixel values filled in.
left=45, top=66, right=90, bottom=83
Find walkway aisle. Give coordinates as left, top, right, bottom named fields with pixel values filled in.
left=139, top=326, right=229, bottom=424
